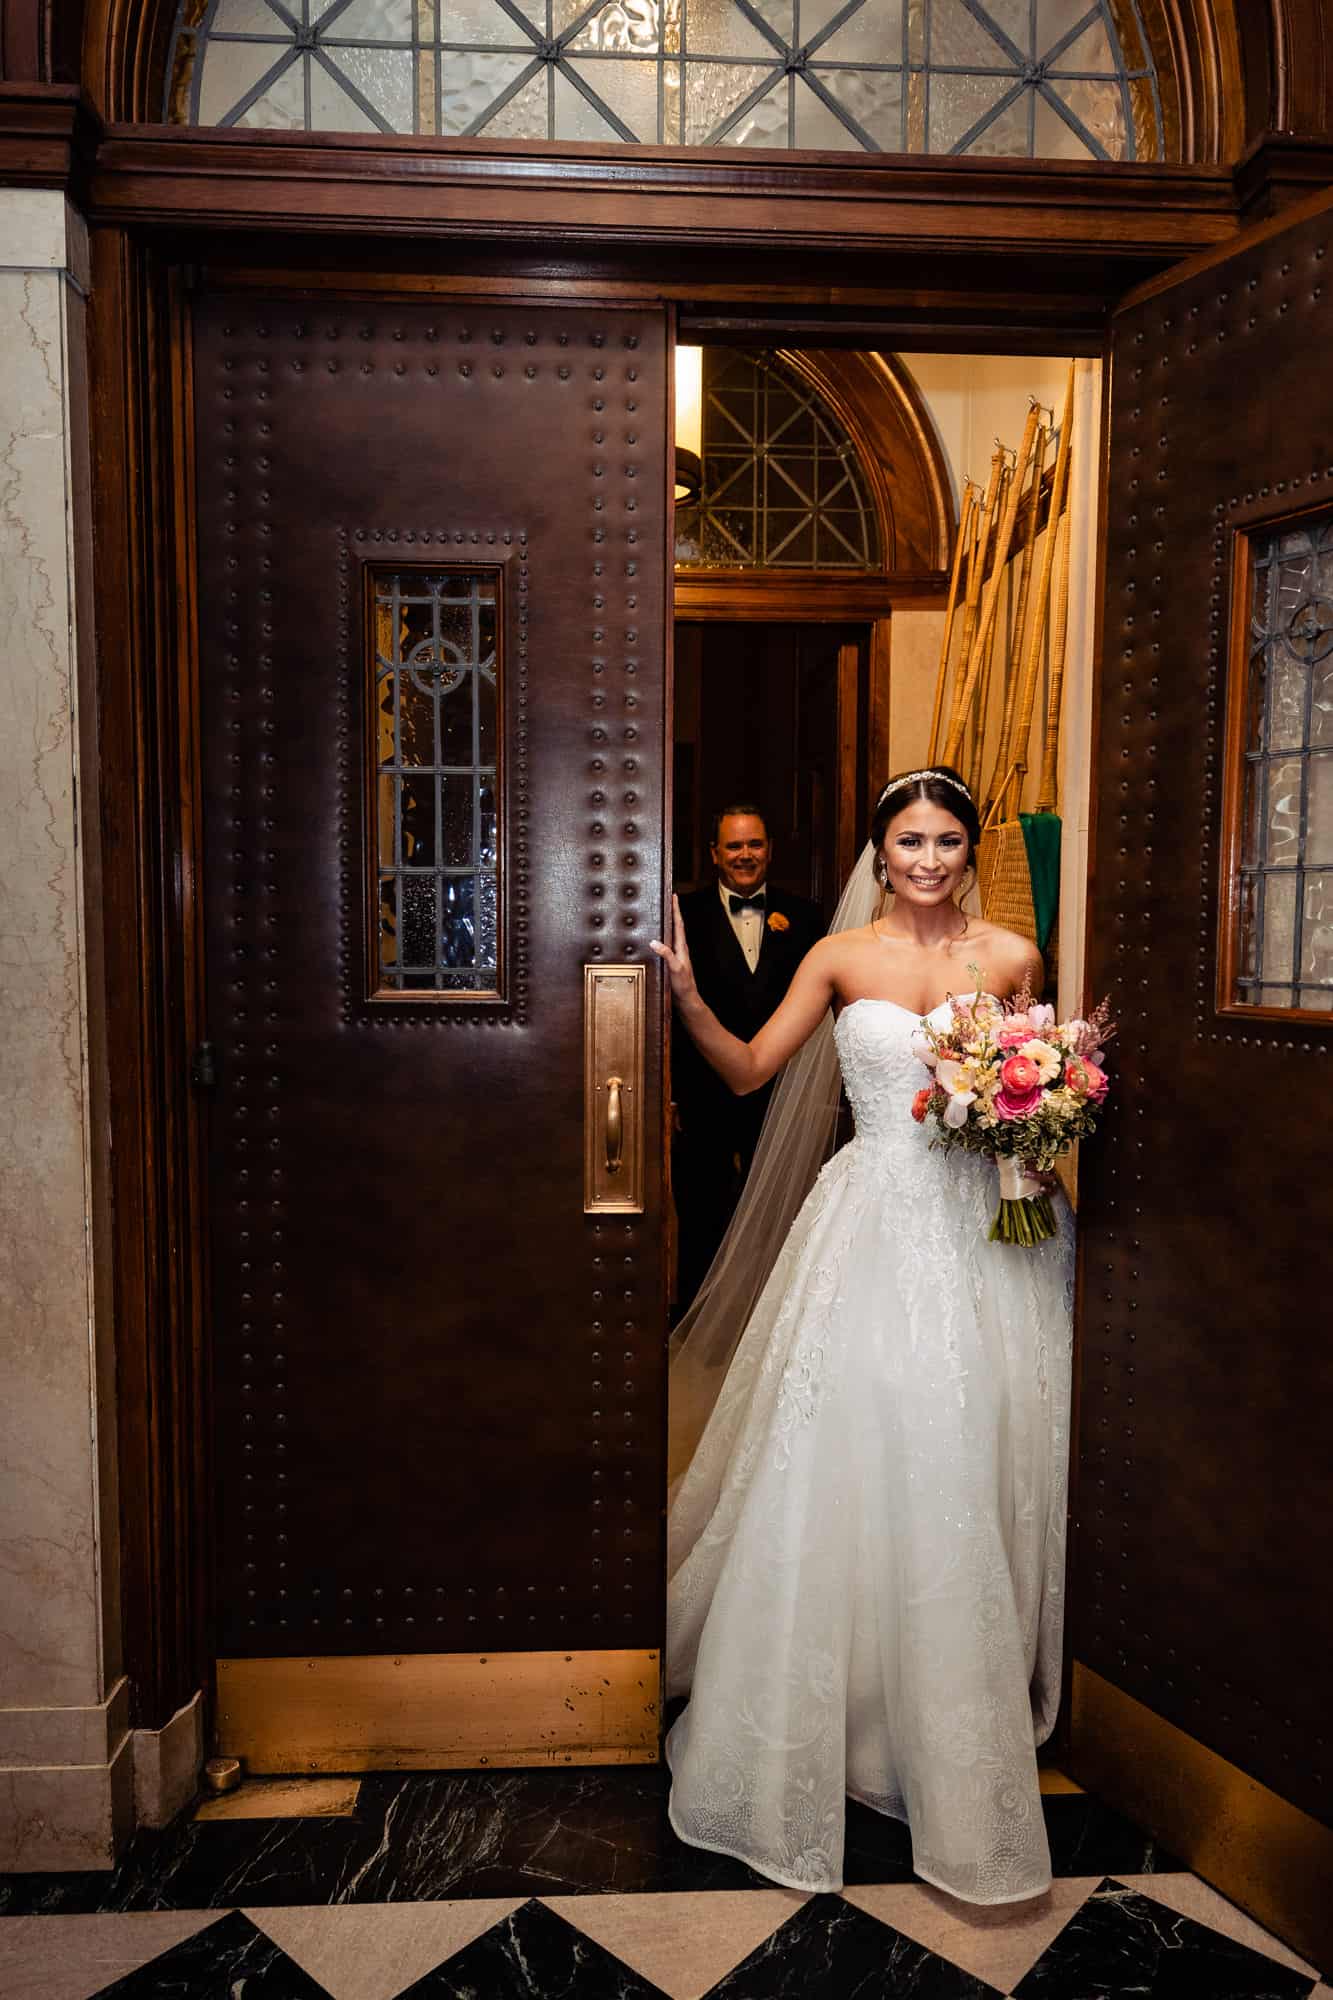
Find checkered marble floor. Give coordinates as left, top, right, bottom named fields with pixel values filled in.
left=1, top=1769, right=1325, bottom=1999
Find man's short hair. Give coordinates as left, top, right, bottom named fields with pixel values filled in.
left=710, top=802, right=769, bottom=845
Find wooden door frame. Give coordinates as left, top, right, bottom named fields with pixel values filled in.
left=43, top=119, right=1330, bottom=1749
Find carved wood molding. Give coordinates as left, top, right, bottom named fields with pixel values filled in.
left=80, top=128, right=1238, bottom=248
left=1267, top=0, right=1333, bottom=144
left=674, top=570, right=947, bottom=620
left=1234, top=131, right=1333, bottom=219
left=0, top=79, right=98, bottom=187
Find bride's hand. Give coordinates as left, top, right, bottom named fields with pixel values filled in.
left=649, top=895, right=697, bottom=1004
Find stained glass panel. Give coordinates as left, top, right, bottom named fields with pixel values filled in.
left=169, top=0, right=1161, bottom=157
left=1232, top=513, right=1333, bottom=1013
left=372, top=568, right=501, bottom=996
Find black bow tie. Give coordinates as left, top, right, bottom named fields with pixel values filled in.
left=729, top=892, right=766, bottom=914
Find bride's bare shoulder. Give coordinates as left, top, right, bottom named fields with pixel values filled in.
left=800, top=926, right=877, bottom=982
left=969, top=916, right=1044, bottom=990
left=813, top=923, right=878, bottom=962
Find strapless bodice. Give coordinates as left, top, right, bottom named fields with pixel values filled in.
left=833, top=994, right=961, bottom=1146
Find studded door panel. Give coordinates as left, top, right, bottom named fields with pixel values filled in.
left=1078, top=203, right=1333, bottom=1826
left=195, top=299, right=667, bottom=1658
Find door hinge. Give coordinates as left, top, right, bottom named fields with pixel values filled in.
left=191, top=1041, right=218, bottom=1091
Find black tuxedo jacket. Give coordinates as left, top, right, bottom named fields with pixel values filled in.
left=672, top=881, right=825, bottom=1134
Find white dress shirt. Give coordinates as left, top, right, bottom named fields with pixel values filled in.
left=719, top=878, right=767, bottom=973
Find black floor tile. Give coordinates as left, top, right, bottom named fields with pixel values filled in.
left=840, top=1798, right=919, bottom=1886
left=397, top=1897, right=671, bottom=1997
left=0, top=1768, right=769, bottom=1915
left=0, top=1770, right=1183, bottom=1915
left=1041, top=1796, right=1185, bottom=1879
left=1013, top=1878, right=1317, bottom=2000
left=87, top=1910, right=333, bottom=1997
left=348, top=1768, right=769, bottom=1900
left=701, top=1893, right=1005, bottom=1999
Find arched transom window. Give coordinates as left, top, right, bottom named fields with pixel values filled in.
left=675, top=349, right=880, bottom=569
left=170, top=0, right=1161, bottom=159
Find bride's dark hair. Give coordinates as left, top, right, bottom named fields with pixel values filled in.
left=870, top=765, right=981, bottom=884
left=871, top=765, right=981, bottom=851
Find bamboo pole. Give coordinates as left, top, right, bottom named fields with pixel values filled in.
left=1036, top=483, right=1074, bottom=812
left=967, top=464, right=1011, bottom=796
left=983, top=421, right=1047, bottom=817
left=927, top=480, right=976, bottom=764
left=943, top=402, right=1041, bottom=769
left=942, top=448, right=1003, bottom=761
left=998, top=361, right=1075, bottom=822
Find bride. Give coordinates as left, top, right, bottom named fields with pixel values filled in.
left=650, top=766, right=1074, bottom=1906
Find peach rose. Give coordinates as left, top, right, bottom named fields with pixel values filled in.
left=766, top=910, right=790, bottom=933
left=1064, top=1055, right=1109, bottom=1103
left=999, top=1053, right=1041, bottom=1096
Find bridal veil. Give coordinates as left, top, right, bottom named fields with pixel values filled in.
left=666, top=840, right=880, bottom=1500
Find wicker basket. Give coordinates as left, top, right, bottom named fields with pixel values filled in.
left=978, top=815, right=1038, bottom=944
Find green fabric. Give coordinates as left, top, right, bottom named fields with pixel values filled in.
left=1020, top=811, right=1062, bottom=952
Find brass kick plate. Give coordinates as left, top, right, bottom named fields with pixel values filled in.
left=584, top=963, right=645, bottom=1213
left=215, top=1648, right=661, bottom=1773
left=1070, top=1662, right=1333, bottom=1971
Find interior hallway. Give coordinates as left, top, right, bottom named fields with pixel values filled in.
left=0, top=1765, right=1326, bottom=1998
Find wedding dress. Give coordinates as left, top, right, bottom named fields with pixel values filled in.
left=665, top=993, right=1075, bottom=1904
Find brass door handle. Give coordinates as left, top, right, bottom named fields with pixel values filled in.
left=584, top=965, right=643, bottom=1214
left=606, top=1075, right=624, bottom=1173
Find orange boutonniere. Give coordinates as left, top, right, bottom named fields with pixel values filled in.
left=766, top=910, right=790, bottom=933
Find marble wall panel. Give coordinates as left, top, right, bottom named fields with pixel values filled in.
left=0, top=188, right=123, bottom=1867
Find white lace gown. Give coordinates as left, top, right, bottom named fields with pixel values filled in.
left=665, top=996, right=1075, bottom=1904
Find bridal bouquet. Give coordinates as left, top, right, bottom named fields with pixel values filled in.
left=910, top=984, right=1115, bottom=1247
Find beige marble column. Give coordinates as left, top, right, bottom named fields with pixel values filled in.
left=0, top=188, right=132, bottom=1870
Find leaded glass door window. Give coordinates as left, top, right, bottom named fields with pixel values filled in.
left=675, top=349, right=879, bottom=569
left=168, top=0, right=1161, bottom=158
left=1223, top=511, right=1333, bottom=1017
left=372, top=567, right=501, bottom=996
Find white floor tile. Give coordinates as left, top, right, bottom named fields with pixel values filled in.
left=843, top=1876, right=1102, bottom=1993
left=249, top=1898, right=525, bottom=2000
left=543, top=1888, right=807, bottom=2000
left=0, top=1911, right=221, bottom=2000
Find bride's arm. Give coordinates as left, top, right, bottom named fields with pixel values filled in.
left=650, top=896, right=838, bottom=1095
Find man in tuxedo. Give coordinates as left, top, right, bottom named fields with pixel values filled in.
left=672, top=804, right=824, bottom=1312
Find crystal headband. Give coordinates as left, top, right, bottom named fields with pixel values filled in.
left=876, top=769, right=973, bottom=809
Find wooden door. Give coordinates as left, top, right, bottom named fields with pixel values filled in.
left=1069, top=188, right=1333, bottom=1965
left=192, top=293, right=669, bottom=1770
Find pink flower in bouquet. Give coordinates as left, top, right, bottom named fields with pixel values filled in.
left=999, top=1053, right=1041, bottom=1095
left=996, top=1024, right=1033, bottom=1049
left=1064, top=1055, right=1109, bottom=1103
left=910, top=1030, right=938, bottom=1067
left=1027, top=1003, right=1056, bottom=1030
left=911, top=1086, right=935, bottom=1124
left=994, top=1082, right=1044, bottom=1120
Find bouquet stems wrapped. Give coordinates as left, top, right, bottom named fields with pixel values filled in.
left=990, top=1157, right=1057, bottom=1246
